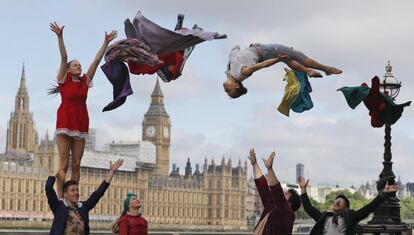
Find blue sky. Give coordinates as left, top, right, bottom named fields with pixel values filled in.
left=0, top=0, right=413, bottom=187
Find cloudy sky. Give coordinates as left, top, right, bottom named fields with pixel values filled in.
left=0, top=0, right=413, bottom=187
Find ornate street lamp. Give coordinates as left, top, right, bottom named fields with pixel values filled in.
left=369, top=61, right=402, bottom=225
left=379, top=61, right=401, bottom=100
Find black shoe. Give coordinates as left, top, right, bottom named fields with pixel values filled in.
left=175, top=14, right=185, bottom=31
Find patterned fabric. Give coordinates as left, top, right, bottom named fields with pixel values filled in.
left=64, top=209, right=85, bottom=235
left=104, top=38, right=162, bottom=66
left=55, top=73, right=89, bottom=139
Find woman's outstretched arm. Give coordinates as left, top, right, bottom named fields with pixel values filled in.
left=50, top=22, right=68, bottom=83
left=241, top=54, right=289, bottom=77
left=86, top=30, right=117, bottom=83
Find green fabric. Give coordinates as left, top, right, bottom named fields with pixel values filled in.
left=123, top=192, right=137, bottom=212
left=380, top=93, right=411, bottom=125
left=337, top=86, right=370, bottom=109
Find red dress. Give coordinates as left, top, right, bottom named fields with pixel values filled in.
left=55, top=73, right=89, bottom=138
left=118, top=214, right=148, bottom=235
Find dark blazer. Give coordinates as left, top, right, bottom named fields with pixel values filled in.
left=45, top=176, right=110, bottom=235
left=301, top=192, right=386, bottom=235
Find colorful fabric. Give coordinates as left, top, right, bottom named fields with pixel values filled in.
left=118, top=214, right=148, bottom=235
left=124, top=11, right=227, bottom=55
left=55, top=73, right=89, bottom=138
left=291, top=70, right=314, bottom=113
left=277, top=69, right=300, bottom=117
left=338, top=76, right=411, bottom=127
left=101, top=61, right=133, bottom=112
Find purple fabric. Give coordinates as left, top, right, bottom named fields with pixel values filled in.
left=101, top=61, right=133, bottom=112
left=124, top=11, right=227, bottom=55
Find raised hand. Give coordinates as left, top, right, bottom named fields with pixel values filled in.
left=383, top=182, right=399, bottom=193
left=248, top=148, right=257, bottom=165
left=50, top=22, right=64, bottom=36
left=105, top=30, right=118, bottom=43
left=109, top=159, right=124, bottom=172
left=298, top=176, right=309, bottom=189
left=262, top=151, right=275, bottom=169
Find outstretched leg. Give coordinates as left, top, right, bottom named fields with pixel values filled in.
left=303, top=57, right=342, bottom=76
left=285, top=59, right=323, bottom=78
left=248, top=149, right=274, bottom=210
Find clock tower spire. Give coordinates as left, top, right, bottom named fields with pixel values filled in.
left=142, top=79, right=171, bottom=175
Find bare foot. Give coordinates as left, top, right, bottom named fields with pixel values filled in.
left=325, top=67, right=342, bottom=75
left=307, top=70, right=322, bottom=78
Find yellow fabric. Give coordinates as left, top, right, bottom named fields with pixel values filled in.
left=277, top=69, right=300, bottom=116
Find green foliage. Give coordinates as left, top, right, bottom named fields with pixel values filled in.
left=324, top=190, right=369, bottom=211
left=296, top=197, right=323, bottom=219
left=400, top=197, right=414, bottom=219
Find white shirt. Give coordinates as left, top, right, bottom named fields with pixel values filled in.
left=228, top=46, right=259, bottom=82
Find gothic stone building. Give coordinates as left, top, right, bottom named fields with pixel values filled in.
left=0, top=66, right=247, bottom=231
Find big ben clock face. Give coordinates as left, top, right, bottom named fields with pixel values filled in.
left=145, top=126, right=156, bottom=137
left=163, top=126, right=169, bottom=138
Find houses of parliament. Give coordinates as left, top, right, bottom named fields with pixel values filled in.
left=0, top=65, right=249, bottom=231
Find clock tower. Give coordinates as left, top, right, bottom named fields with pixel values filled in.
left=142, top=79, right=171, bottom=175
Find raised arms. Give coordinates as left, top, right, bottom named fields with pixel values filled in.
left=86, top=30, right=118, bottom=83
left=50, top=22, right=67, bottom=83
left=263, top=151, right=278, bottom=186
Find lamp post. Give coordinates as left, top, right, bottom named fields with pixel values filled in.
left=368, top=61, right=402, bottom=225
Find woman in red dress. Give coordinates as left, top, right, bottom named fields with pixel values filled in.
left=113, top=192, right=148, bottom=235
left=50, top=22, right=117, bottom=198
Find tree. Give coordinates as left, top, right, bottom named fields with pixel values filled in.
left=400, top=197, right=414, bottom=219
left=296, top=197, right=323, bottom=220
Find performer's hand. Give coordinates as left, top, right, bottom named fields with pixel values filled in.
left=262, top=151, right=275, bottom=169
left=105, top=30, right=118, bottom=43
left=109, top=159, right=124, bottom=173
left=298, top=176, right=309, bottom=189
left=248, top=148, right=257, bottom=165
left=383, top=182, right=398, bottom=193
left=276, top=54, right=289, bottom=62
left=50, top=22, right=64, bottom=36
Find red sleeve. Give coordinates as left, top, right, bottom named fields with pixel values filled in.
left=254, top=176, right=274, bottom=210
left=269, top=182, right=289, bottom=208
left=118, top=217, right=128, bottom=235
